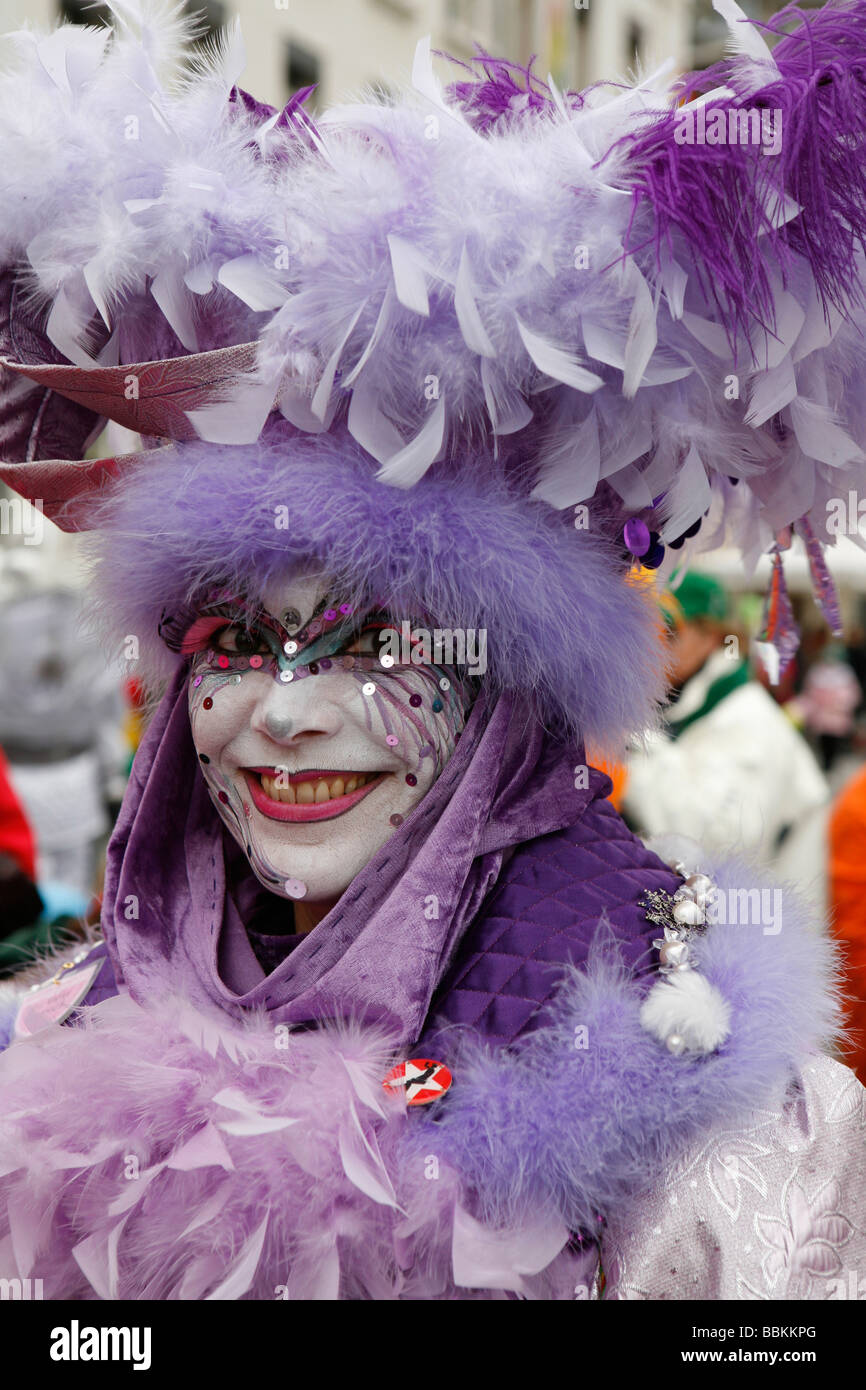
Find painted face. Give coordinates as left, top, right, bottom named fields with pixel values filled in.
left=183, top=577, right=472, bottom=904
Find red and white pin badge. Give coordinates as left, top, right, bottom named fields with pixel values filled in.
left=382, top=1058, right=452, bottom=1107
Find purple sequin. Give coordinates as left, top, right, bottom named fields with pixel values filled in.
left=623, top=518, right=651, bottom=557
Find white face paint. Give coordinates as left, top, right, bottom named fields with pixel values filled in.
left=186, top=577, right=471, bottom=904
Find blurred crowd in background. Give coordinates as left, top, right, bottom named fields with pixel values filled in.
left=2, top=1, right=865, bottom=1080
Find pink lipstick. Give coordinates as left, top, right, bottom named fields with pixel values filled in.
left=243, top=768, right=387, bottom=822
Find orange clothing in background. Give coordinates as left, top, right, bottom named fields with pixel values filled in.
left=829, top=764, right=866, bottom=1082
left=0, top=746, right=37, bottom=881
left=587, top=752, right=627, bottom=812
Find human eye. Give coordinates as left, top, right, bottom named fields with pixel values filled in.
left=340, top=614, right=394, bottom=658
left=212, top=624, right=271, bottom=657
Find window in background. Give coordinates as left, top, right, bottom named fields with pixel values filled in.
left=185, top=0, right=227, bottom=48
left=626, top=20, right=643, bottom=67
left=58, top=1, right=226, bottom=44
left=58, top=1, right=112, bottom=25
left=286, top=40, right=320, bottom=101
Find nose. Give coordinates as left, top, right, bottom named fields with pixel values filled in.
left=250, top=677, right=343, bottom=747
left=264, top=709, right=294, bottom=740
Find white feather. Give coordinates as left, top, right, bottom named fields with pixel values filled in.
left=187, top=379, right=277, bottom=445
left=749, top=290, right=806, bottom=373
left=343, top=289, right=393, bottom=387
left=347, top=374, right=405, bottom=463
left=623, top=264, right=658, bottom=399
left=311, top=302, right=365, bottom=422
left=681, top=311, right=731, bottom=359
left=217, top=254, right=289, bottom=313
left=45, top=283, right=98, bottom=368
left=411, top=34, right=468, bottom=128
left=530, top=407, right=600, bottom=508
left=745, top=357, right=797, bottom=427
left=387, top=234, right=430, bottom=317
left=480, top=357, right=533, bottom=436
left=658, top=443, right=712, bottom=542
left=789, top=398, right=866, bottom=468
left=516, top=318, right=604, bottom=394
left=204, top=1215, right=269, bottom=1300
left=640, top=971, right=732, bottom=1054
left=150, top=264, right=199, bottom=351
left=455, top=246, right=496, bottom=357
left=376, top=394, right=446, bottom=487
left=658, top=250, right=688, bottom=320
left=712, top=0, right=779, bottom=68
left=607, top=462, right=655, bottom=509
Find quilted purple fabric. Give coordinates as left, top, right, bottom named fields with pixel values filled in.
left=424, top=786, right=681, bottom=1047
left=48, top=770, right=678, bottom=1052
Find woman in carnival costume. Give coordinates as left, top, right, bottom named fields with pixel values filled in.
left=0, top=0, right=864, bottom=1300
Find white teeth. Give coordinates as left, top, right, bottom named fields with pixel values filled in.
left=258, top=771, right=375, bottom=804
left=260, top=774, right=296, bottom=803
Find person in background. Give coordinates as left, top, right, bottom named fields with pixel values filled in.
left=624, top=573, right=829, bottom=872
left=0, top=590, right=126, bottom=901
left=796, top=645, right=862, bottom=773
left=829, top=765, right=866, bottom=1082
left=0, top=743, right=42, bottom=937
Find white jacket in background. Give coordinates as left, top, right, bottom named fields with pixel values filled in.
left=625, top=650, right=829, bottom=872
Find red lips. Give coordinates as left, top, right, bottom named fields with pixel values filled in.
left=243, top=769, right=387, bottom=823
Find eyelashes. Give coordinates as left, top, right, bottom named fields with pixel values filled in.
left=179, top=607, right=420, bottom=665
left=179, top=616, right=234, bottom=655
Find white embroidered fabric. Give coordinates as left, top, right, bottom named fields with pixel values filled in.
left=600, top=1055, right=866, bottom=1300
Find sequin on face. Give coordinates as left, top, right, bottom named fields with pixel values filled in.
left=186, top=578, right=475, bottom=905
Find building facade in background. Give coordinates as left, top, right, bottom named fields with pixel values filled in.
left=7, top=0, right=707, bottom=108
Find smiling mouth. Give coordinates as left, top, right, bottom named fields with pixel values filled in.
left=243, top=767, right=388, bottom=822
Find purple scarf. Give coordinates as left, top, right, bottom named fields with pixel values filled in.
left=102, top=668, right=594, bottom=1046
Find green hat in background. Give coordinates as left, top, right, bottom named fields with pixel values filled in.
left=668, top=571, right=729, bottom=625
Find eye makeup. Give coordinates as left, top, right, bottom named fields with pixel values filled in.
left=186, top=585, right=477, bottom=906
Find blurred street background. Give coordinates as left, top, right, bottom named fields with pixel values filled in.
left=3, top=0, right=866, bottom=1084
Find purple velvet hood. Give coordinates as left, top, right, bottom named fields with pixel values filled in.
left=102, top=667, right=598, bottom=1047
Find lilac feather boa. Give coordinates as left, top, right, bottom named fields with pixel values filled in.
left=0, top=854, right=841, bottom=1299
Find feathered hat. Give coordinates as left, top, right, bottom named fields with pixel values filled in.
left=3, top=0, right=866, bottom=746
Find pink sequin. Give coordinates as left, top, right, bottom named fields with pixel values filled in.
left=249, top=655, right=263, bottom=668
left=386, top=734, right=399, bottom=747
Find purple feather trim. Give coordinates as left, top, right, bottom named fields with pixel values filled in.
left=87, top=431, right=667, bottom=747
left=413, top=847, right=842, bottom=1236
left=0, top=852, right=840, bottom=1298
left=443, top=50, right=584, bottom=131
left=612, top=0, right=866, bottom=343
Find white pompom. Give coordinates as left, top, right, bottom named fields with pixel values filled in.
left=639, top=971, right=732, bottom=1055
left=644, top=833, right=708, bottom=876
